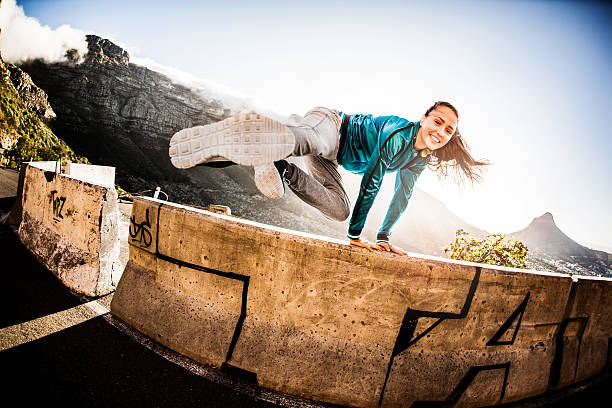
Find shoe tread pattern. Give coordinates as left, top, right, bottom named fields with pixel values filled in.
left=169, top=113, right=294, bottom=169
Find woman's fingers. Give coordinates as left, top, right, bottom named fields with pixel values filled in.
left=350, top=239, right=373, bottom=252
left=351, top=240, right=407, bottom=255
left=390, top=245, right=407, bottom=256
left=374, top=242, right=407, bottom=256
left=371, top=244, right=384, bottom=251
left=375, top=242, right=390, bottom=251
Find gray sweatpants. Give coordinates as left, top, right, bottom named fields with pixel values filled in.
left=285, top=107, right=350, bottom=222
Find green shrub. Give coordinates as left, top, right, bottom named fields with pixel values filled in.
left=445, top=229, right=528, bottom=269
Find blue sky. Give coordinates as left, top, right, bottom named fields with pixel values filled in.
left=4, top=0, right=612, bottom=252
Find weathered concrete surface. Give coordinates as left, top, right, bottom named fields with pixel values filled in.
left=111, top=197, right=612, bottom=408
left=11, top=162, right=123, bottom=296
left=9, top=161, right=64, bottom=226
left=64, top=162, right=116, bottom=187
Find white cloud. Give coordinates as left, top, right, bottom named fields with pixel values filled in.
left=0, top=0, right=87, bottom=63
left=0, top=0, right=286, bottom=121
left=131, top=56, right=290, bottom=122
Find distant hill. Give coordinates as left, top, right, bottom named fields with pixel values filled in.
left=383, top=188, right=488, bottom=256
left=509, top=213, right=611, bottom=277
left=510, top=212, right=590, bottom=258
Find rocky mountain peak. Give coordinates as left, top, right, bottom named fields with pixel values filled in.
left=509, top=211, right=611, bottom=276
left=84, top=34, right=130, bottom=66
left=5, top=62, right=56, bottom=121
left=15, top=35, right=228, bottom=183
left=510, top=211, right=595, bottom=260
left=532, top=212, right=555, bottom=225
left=514, top=212, right=568, bottom=242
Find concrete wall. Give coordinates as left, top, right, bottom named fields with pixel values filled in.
left=12, top=162, right=123, bottom=296
left=111, top=197, right=612, bottom=407
left=64, top=162, right=115, bottom=187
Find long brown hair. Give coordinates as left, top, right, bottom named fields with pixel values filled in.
left=425, top=101, right=490, bottom=184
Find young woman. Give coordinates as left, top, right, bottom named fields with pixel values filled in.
left=169, top=102, right=488, bottom=255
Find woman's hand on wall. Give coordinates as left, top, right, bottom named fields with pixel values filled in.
left=349, top=238, right=377, bottom=252
left=374, top=241, right=407, bottom=256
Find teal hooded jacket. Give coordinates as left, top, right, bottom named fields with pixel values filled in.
left=337, top=113, right=430, bottom=242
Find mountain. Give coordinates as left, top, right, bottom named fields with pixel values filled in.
left=509, top=212, right=611, bottom=277
left=10, top=35, right=609, bottom=276
left=11, top=35, right=352, bottom=239
left=510, top=212, right=589, bottom=258
left=11, top=35, right=480, bottom=247
left=389, top=188, right=488, bottom=256
left=16, top=35, right=227, bottom=184
left=0, top=51, right=83, bottom=165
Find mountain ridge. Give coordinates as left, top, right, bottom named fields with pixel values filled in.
left=508, top=212, right=610, bottom=276
left=0, top=51, right=85, bottom=165
left=7, top=35, right=610, bottom=277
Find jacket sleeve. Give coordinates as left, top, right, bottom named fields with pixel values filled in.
left=347, top=131, right=401, bottom=240
left=376, top=165, right=425, bottom=243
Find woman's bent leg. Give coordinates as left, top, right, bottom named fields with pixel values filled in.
left=285, top=155, right=350, bottom=222
left=287, top=107, right=342, bottom=160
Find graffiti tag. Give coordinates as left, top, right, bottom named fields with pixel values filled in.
left=129, top=208, right=152, bottom=248
left=50, top=190, right=66, bottom=222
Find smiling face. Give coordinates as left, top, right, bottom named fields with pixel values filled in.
left=415, top=105, right=458, bottom=151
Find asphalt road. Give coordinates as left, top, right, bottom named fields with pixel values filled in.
left=0, top=219, right=280, bottom=406
left=0, top=167, right=19, bottom=199
left=0, top=169, right=610, bottom=407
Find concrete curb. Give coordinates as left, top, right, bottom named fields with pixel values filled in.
left=10, top=162, right=123, bottom=296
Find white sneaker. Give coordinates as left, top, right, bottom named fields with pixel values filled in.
left=253, top=163, right=284, bottom=199
left=168, top=113, right=295, bottom=169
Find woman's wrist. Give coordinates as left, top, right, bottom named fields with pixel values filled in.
left=376, top=233, right=389, bottom=243
left=347, top=230, right=361, bottom=240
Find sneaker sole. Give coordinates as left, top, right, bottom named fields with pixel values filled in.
left=168, top=113, right=295, bottom=169
left=254, top=163, right=285, bottom=199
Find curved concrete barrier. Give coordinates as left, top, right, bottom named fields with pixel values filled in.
left=12, top=161, right=123, bottom=296
left=111, top=196, right=612, bottom=407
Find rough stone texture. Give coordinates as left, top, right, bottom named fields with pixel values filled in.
left=84, top=35, right=130, bottom=67
left=14, top=162, right=123, bottom=296
left=113, top=257, right=244, bottom=366
left=111, top=197, right=612, bottom=407
left=100, top=186, right=121, bottom=288
left=5, top=62, right=56, bottom=121
left=17, top=35, right=229, bottom=186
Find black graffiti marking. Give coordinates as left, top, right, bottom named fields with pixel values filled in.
left=152, top=203, right=257, bottom=381
left=487, top=292, right=531, bottom=346
left=129, top=208, right=153, bottom=248
left=378, top=267, right=482, bottom=406
left=43, top=170, right=55, bottom=182
left=548, top=280, right=589, bottom=390
left=549, top=316, right=588, bottom=389
left=156, top=253, right=252, bottom=365
left=50, top=190, right=66, bottom=221
left=410, top=362, right=511, bottom=407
